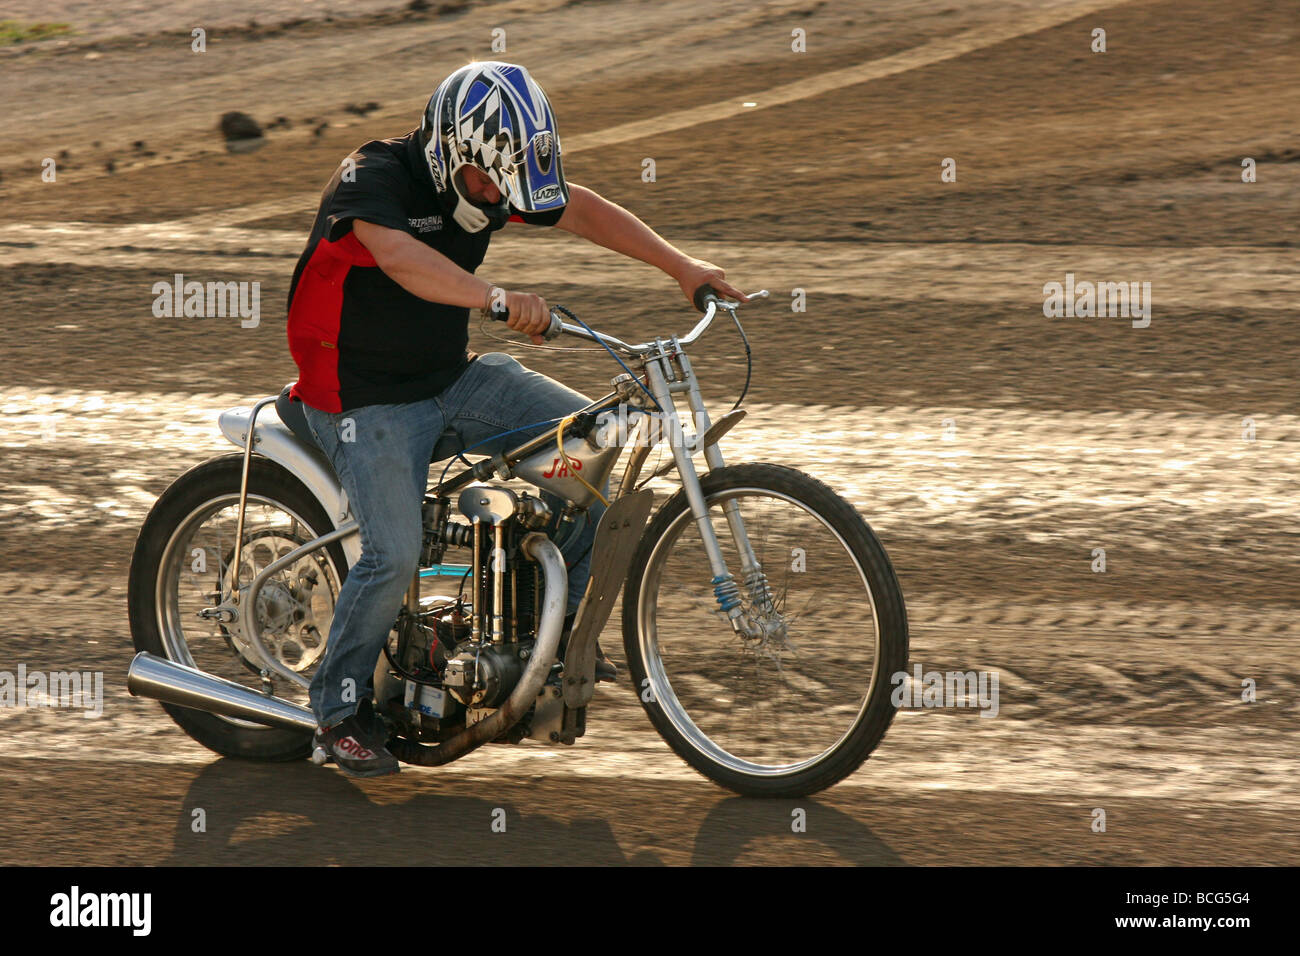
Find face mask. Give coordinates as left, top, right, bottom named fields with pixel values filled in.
left=451, top=194, right=510, bottom=233
left=449, top=166, right=511, bottom=233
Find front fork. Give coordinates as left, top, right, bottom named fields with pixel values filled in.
left=643, top=350, right=776, bottom=636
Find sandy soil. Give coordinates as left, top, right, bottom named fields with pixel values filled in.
left=0, top=0, right=1297, bottom=865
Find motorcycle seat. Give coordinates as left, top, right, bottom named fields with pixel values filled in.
left=275, top=384, right=324, bottom=451
left=275, top=384, right=464, bottom=467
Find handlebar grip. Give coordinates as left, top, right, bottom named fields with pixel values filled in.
left=692, top=284, right=724, bottom=313
left=488, top=299, right=564, bottom=341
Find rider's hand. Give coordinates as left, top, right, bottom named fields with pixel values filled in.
left=674, top=257, right=749, bottom=307
left=503, top=290, right=551, bottom=344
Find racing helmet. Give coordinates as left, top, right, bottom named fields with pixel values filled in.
left=419, top=61, right=568, bottom=233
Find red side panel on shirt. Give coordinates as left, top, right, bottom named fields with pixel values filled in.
left=286, top=231, right=377, bottom=413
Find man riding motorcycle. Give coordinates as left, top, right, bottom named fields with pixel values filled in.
left=284, top=61, right=748, bottom=776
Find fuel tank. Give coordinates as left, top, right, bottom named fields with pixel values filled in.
left=513, top=408, right=645, bottom=507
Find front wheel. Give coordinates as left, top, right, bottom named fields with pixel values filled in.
left=622, top=463, right=908, bottom=797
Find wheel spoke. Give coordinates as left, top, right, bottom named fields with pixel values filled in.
left=635, top=479, right=892, bottom=777
left=157, top=492, right=342, bottom=718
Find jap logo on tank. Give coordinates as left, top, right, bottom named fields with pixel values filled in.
left=531, top=183, right=562, bottom=204
left=541, top=455, right=581, bottom=479
left=533, top=131, right=554, bottom=173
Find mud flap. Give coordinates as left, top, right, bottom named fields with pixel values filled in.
left=562, top=489, right=654, bottom=708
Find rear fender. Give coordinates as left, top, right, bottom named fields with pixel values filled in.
left=217, top=405, right=360, bottom=567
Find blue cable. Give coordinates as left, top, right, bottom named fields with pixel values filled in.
left=436, top=416, right=566, bottom=486
left=559, top=307, right=662, bottom=411
left=436, top=307, right=660, bottom=489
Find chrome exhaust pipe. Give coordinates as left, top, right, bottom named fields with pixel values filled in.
left=127, top=651, right=316, bottom=733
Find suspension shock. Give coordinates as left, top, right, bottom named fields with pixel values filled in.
left=743, top=566, right=777, bottom=615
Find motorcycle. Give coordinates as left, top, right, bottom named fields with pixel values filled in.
left=126, top=287, right=908, bottom=797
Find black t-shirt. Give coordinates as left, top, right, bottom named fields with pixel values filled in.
left=286, top=130, right=559, bottom=412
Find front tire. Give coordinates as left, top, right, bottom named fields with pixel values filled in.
left=622, top=463, right=908, bottom=797
left=128, top=453, right=348, bottom=761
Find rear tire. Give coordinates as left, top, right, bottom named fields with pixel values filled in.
left=128, top=453, right=348, bottom=761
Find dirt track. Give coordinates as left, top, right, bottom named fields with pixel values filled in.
left=1, top=0, right=1297, bottom=865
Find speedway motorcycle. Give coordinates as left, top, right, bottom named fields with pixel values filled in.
left=127, top=288, right=908, bottom=797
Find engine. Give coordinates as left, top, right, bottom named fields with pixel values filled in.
left=379, top=485, right=557, bottom=742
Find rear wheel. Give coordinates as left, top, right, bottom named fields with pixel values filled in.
left=127, top=453, right=348, bottom=760
left=622, top=463, right=908, bottom=797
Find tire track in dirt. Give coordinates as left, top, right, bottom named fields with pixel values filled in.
left=2, top=228, right=1295, bottom=311
left=3, top=367, right=1293, bottom=817
left=558, top=0, right=1130, bottom=151
left=0, top=0, right=1127, bottom=208
left=2, top=655, right=1295, bottom=812
left=2, top=0, right=1296, bottom=865
left=3, top=385, right=1295, bottom=633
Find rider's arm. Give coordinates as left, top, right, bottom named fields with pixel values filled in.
left=553, top=183, right=748, bottom=303
left=352, top=220, right=492, bottom=310
left=352, top=220, right=551, bottom=341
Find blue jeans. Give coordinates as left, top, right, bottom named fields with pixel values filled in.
left=302, top=352, right=606, bottom=728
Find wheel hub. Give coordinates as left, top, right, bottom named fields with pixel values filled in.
left=223, top=534, right=331, bottom=674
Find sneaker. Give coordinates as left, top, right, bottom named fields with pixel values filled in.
left=592, top=643, right=618, bottom=683
left=313, top=700, right=399, bottom=778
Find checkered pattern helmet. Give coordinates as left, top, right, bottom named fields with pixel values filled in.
left=419, top=61, right=568, bottom=233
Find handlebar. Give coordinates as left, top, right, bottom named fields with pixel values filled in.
left=692, top=283, right=732, bottom=313
left=486, top=300, right=566, bottom=341
left=486, top=287, right=770, bottom=355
